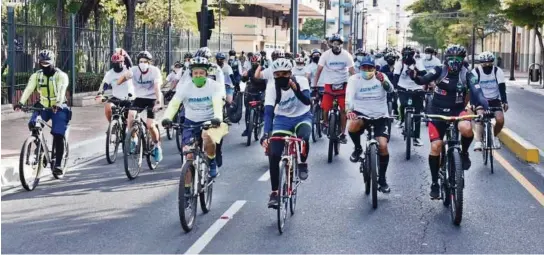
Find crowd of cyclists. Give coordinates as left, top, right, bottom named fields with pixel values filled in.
left=15, top=32, right=510, bottom=219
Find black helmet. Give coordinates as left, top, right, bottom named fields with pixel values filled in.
left=247, top=52, right=254, bottom=58
left=285, top=52, right=293, bottom=59
left=137, top=50, right=153, bottom=61
left=328, top=33, right=344, bottom=44
left=228, top=49, right=236, bottom=56
left=445, top=44, right=467, bottom=58
left=183, top=52, right=193, bottom=59
left=424, top=46, right=435, bottom=54
left=260, top=50, right=267, bottom=57
left=401, top=46, right=415, bottom=57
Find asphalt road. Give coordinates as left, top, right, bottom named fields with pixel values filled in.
left=504, top=85, right=544, bottom=153
left=2, top=121, right=544, bottom=254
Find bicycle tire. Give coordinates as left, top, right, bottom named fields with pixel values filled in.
left=179, top=161, right=198, bottom=232
left=124, top=128, right=143, bottom=180
left=405, top=112, right=412, bottom=160
left=199, top=158, right=213, bottom=213
left=246, top=108, right=254, bottom=146
left=482, top=122, right=489, bottom=166
left=362, top=156, right=370, bottom=195
left=254, top=108, right=263, bottom=142
left=311, top=104, right=317, bottom=143
left=486, top=123, right=494, bottom=174
left=176, top=126, right=183, bottom=153
left=106, top=120, right=120, bottom=164
left=440, top=147, right=450, bottom=207
left=450, top=149, right=464, bottom=226
left=146, top=124, right=160, bottom=170
left=316, top=107, right=323, bottom=138
left=290, top=156, right=299, bottom=215
left=277, top=159, right=288, bottom=234
left=52, top=137, right=69, bottom=179
left=327, top=112, right=336, bottom=163
left=19, top=136, right=43, bottom=191
left=370, top=144, right=378, bottom=209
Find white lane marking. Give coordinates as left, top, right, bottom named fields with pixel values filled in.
left=258, top=170, right=270, bottom=181
left=539, top=148, right=544, bottom=159
left=184, top=200, right=247, bottom=255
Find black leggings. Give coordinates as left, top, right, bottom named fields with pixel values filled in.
left=268, top=124, right=311, bottom=191
left=398, top=91, right=424, bottom=139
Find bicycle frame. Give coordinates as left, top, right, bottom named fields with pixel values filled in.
left=181, top=123, right=214, bottom=196
left=270, top=136, right=305, bottom=195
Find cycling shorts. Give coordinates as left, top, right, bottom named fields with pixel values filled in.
left=321, top=83, right=346, bottom=113
left=272, top=111, right=312, bottom=136
left=131, top=98, right=156, bottom=119
left=427, top=106, right=468, bottom=142
left=352, top=111, right=391, bottom=141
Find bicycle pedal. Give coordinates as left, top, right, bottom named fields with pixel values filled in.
left=430, top=196, right=442, bottom=200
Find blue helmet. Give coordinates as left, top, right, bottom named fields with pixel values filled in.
left=215, top=52, right=226, bottom=60
left=328, top=33, right=344, bottom=44
left=357, top=56, right=375, bottom=67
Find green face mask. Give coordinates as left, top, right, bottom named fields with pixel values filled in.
left=192, top=76, right=207, bottom=87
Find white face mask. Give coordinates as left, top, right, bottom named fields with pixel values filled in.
left=174, top=68, right=181, bottom=73
left=425, top=53, right=432, bottom=60
left=356, top=56, right=364, bottom=61
left=296, top=65, right=304, bottom=70
left=184, top=61, right=190, bottom=67
left=139, top=63, right=149, bottom=71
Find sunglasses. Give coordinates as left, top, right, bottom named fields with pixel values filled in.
left=273, top=71, right=291, bottom=78
left=480, top=62, right=493, bottom=67
left=447, top=56, right=464, bottom=62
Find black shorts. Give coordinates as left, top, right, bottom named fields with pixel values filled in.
left=108, top=97, right=131, bottom=108
left=488, top=99, right=503, bottom=111
left=427, top=106, right=468, bottom=142
left=131, top=98, right=156, bottom=119
left=354, top=111, right=391, bottom=141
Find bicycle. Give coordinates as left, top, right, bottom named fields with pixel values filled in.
left=310, top=87, right=323, bottom=143
left=402, top=89, right=424, bottom=160
left=477, top=107, right=502, bottom=174
left=123, top=106, right=162, bottom=180
left=174, top=104, right=185, bottom=154
left=424, top=90, right=433, bottom=126
left=245, top=92, right=264, bottom=146
left=102, top=96, right=129, bottom=164
left=355, top=115, right=395, bottom=209
left=324, top=86, right=345, bottom=163
left=162, top=89, right=176, bottom=140
left=226, top=84, right=244, bottom=124
left=416, top=113, right=481, bottom=226
left=268, top=136, right=305, bottom=234
left=178, top=121, right=216, bottom=233
left=19, top=106, right=70, bottom=191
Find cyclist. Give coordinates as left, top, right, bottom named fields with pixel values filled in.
left=119, top=50, right=163, bottom=162
left=96, top=52, right=134, bottom=122
left=162, top=57, right=224, bottom=178
left=228, top=49, right=242, bottom=90
left=255, top=51, right=285, bottom=82
left=114, top=48, right=133, bottom=68
left=164, top=61, right=183, bottom=101
left=410, top=44, right=490, bottom=198
left=313, top=34, right=356, bottom=144
left=241, top=54, right=267, bottom=137
left=216, top=52, right=235, bottom=105
left=472, top=51, right=508, bottom=150
left=243, top=52, right=253, bottom=74
left=183, top=52, right=193, bottom=71
left=15, top=49, right=71, bottom=176
left=260, top=58, right=312, bottom=208
left=346, top=55, right=394, bottom=193
left=422, top=47, right=441, bottom=71
left=305, top=49, right=322, bottom=88
left=292, top=56, right=307, bottom=77
left=380, top=52, right=399, bottom=117
left=393, top=45, right=426, bottom=146
left=374, top=52, right=386, bottom=70
left=353, top=48, right=368, bottom=73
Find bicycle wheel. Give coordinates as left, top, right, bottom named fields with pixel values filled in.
left=362, top=156, right=370, bottom=195
left=106, top=120, right=121, bottom=164
left=253, top=108, right=262, bottom=142
left=311, top=104, right=317, bottom=143
left=199, top=158, right=213, bottom=213
left=440, top=147, right=451, bottom=207
left=449, top=149, right=464, bottom=226
left=179, top=161, right=198, bottom=233
left=370, top=143, right=379, bottom=209
left=482, top=123, right=488, bottom=165
left=486, top=123, right=494, bottom=174
left=290, top=157, right=299, bottom=215
left=277, top=159, right=289, bottom=234
left=52, top=137, right=70, bottom=179
left=246, top=108, right=254, bottom=146
left=327, top=112, right=337, bottom=163
left=123, top=127, right=143, bottom=180
left=316, top=107, right=323, bottom=138
left=334, top=116, right=340, bottom=155
left=405, top=112, right=412, bottom=160
left=175, top=126, right=183, bottom=153
left=19, top=136, right=44, bottom=191
left=146, top=124, right=161, bottom=170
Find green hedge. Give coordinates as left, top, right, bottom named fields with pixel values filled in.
left=1, top=72, right=104, bottom=93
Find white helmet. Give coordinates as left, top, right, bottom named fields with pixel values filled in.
left=295, top=57, right=305, bottom=64
left=272, top=58, right=293, bottom=73
left=478, top=51, right=495, bottom=63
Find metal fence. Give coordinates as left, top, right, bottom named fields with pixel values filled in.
left=1, top=7, right=233, bottom=106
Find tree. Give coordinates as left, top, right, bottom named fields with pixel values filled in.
left=503, top=0, right=544, bottom=67
left=406, top=0, right=462, bottom=48
left=475, top=13, right=509, bottom=51
left=300, top=18, right=329, bottom=39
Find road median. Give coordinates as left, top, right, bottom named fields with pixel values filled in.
left=498, top=127, right=540, bottom=164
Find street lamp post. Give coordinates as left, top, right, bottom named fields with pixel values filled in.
left=509, top=24, right=516, bottom=81
left=219, top=0, right=222, bottom=51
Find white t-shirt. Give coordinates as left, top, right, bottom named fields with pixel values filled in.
left=291, top=66, right=307, bottom=77
left=173, top=78, right=223, bottom=122
left=265, top=76, right=311, bottom=118
left=243, top=61, right=252, bottom=73
left=375, top=57, right=387, bottom=68
left=305, top=62, right=324, bottom=87
left=262, top=67, right=274, bottom=81
left=208, top=63, right=225, bottom=86
left=129, top=65, right=162, bottom=99
left=422, top=56, right=442, bottom=71
left=100, top=69, right=134, bottom=100
left=346, top=74, right=392, bottom=118
left=471, top=66, right=505, bottom=100
left=318, top=49, right=354, bottom=84
left=221, top=64, right=234, bottom=86
left=394, top=60, right=426, bottom=90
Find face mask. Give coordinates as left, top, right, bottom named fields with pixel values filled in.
left=332, top=46, right=342, bottom=55
left=386, top=60, right=395, bottom=66
left=361, top=71, right=375, bottom=80
left=174, top=68, right=181, bottom=73
left=424, top=53, right=432, bottom=60
left=356, top=56, right=364, bottom=61
left=40, top=64, right=55, bottom=77
left=482, top=66, right=493, bottom=74
left=217, top=60, right=224, bottom=66
left=139, top=63, right=149, bottom=71
left=184, top=62, right=190, bottom=68
left=192, top=76, right=207, bottom=87
left=403, top=56, right=415, bottom=66
left=447, top=58, right=463, bottom=73
left=112, top=63, right=124, bottom=73
left=229, top=56, right=235, bottom=60
left=312, top=56, right=320, bottom=63
left=275, top=77, right=290, bottom=91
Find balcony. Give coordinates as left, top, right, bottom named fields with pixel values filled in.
left=251, top=0, right=325, bottom=17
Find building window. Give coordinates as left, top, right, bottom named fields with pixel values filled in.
left=266, top=17, right=273, bottom=27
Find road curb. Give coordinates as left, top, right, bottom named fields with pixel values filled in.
left=498, top=127, right=540, bottom=164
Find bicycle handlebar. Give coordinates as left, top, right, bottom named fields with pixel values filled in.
left=414, top=113, right=481, bottom=122
left=21, top=106, right=54, bottom=112
left=269, top=136, right=304, bottom=143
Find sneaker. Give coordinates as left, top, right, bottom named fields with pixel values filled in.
left=208, top=159, right=218, bottom=178
left=493, top=137, right=501, bottom=149
left=267, top=191, right=279, bottom=209
left=321, top=122, right=328, bottom=133
left=473, top=141, right=483, bottom=151
left=216, top=152, right=223, bottom=168
left=241, top=129, right=249, bottom=137
left=298, top=163, right=309, bottom=180
left=413, top=138, right=423, bottom=147
left=53, top=166, right=64, bottom=176
left=430, top=182, right=440, bottom=199
left=153, top=145, right=163, bottom=162
left=378, top=178, right=391, bottom=193
left=339, top=134, right=348, bottom=144
left=461, top=152, right=471, bottom=170
left=130, top=139, right=137, bottom=154
left=350, top=147, right=363, bottom=163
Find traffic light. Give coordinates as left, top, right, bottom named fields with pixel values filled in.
left=197, top=10, right=215, bottom=40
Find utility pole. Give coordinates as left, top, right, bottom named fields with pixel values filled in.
left=323, top=0, right=327, bottom=39
left=339, top=0, right=344, bottom=35
left=292, top=0, right=299, bottom=55
left=219, top=0, right=222, bottom=51
left=509, top=24, right=516, bottom=80
left=472, top=25, right=476, bottom=69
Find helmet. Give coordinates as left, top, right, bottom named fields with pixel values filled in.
left=183, top=52, right=193, bottom=59
left=384, top=52, right=396, bottom=61
left=228, top=49, right=236, bottom=56
left=328, top=33, right=344, bottom=44
left=195, top=47, right=212, bottom=59
left=272, top=58, right=293, bottom=73
left=445, top=44, right=467, bottom=58
left=310, top=48, right=321, bottom=56
left=215, top=52, right=226, bottom=60
left=478, top=51, right=495, bottom=63
left=295, top=57, right=305, bottom=64
left=285, top=52, right=293, bottom=59
left=38, top=49, right=55, bottom=65
left=173, top=61, right=183, bottom=68
left=272, top=50, right=285, bottom=59
left=424, top=46, right=435, bottom=54
left=355, top=48, right=367, bottom=56
left=247, top=52, right=254, bottom=58
left=357, top=56, right=375, bottom=67
left=401, top=46, right=415, bottom=57
left=260, top=50, right=267, bottom=57
left=190, top=57, right=211, bottom=69
left=137, top=51, right=153, bottom=61
left=375, top=53, right=383, bottom=58
left=111, top=53, right=125, bottom=63
left=250, top=54, right=261, bottom=63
